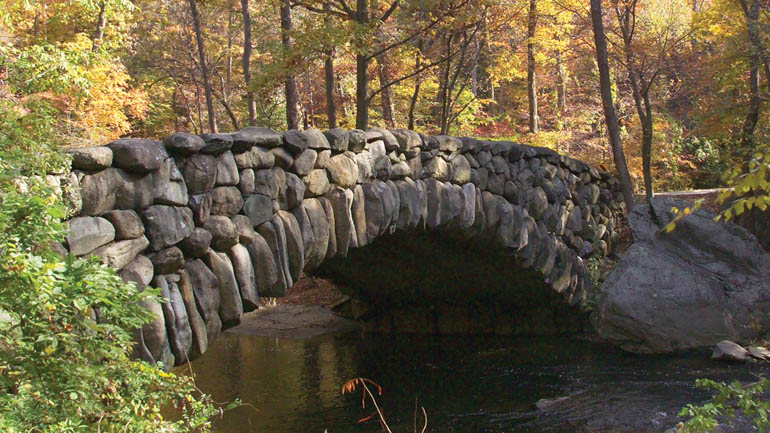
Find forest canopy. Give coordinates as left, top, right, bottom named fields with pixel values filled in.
left=0, top=0, right=768, bottom=191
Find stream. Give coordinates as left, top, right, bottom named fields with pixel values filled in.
left=184, top=329, right=768, bottom=432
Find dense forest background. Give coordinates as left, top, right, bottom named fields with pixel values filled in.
left=0, top=0, right=767, bottom=191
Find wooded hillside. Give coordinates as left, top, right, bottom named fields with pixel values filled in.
left=1, top=0, right=768, bottom=193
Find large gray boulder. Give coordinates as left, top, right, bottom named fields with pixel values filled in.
left=164, top=132, right=205, bottom=155
left=66, top=216, right=115, bottom=256
left=209, top=186, right=243, bottom=217
left=231, top=127, right=282, bottom=152
left=323, top=128, right=349, bottom=152
left=179, top=154, right=218, bottom=195
left=215, top=152, right=239, bottom=186
left=303, top=169, right=330, bottom=197
left=119, top=254, right=154, bottom=289
left=348, top=129, right=366, bottom=152
left=103, top=209, right=144, bottom=240
left=178, top=268, right=209, bottom=357
left=157, top=277, right=192, bottom=365
left=293, top=149, right=317, bottom=176
left=204, top=250, right=243, bottom=325
left=141, top=205, right=194, bottom=251
left=243, top=194, right=273, bottom=227
left=228, top=243, right=258, bottom=310
left=200, top=133, right=233, bottom=155
left=152, top=158, right=188, bottom=206
left=282, top=130, right=309, bottom=154
left=107, top=139, right=168, bottom=173
left=180, top=228, right=212, bottom=259
left=147, top=246, right=184, bottom=274
left=234, top=146, right=274, bottom=170
left=67, top=146, right=113, bottom=171
left=185, top=259, right=220, bottom=323
left=246, top=233, right=279, bottom=297
left=203, top=215, right=239, bottom=252
left=92, top=236, right=149, bottom=270
left=79, top=168, right=120, bottom=215
left=390, top=129, right=421, bottom=156
left=595, top=197, right=770, bottom=353
left=112, top=170, right=153, bottom=211
left=325, top=153, right=359, bottom=188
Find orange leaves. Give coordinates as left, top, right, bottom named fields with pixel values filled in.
left=341, top=377, right=383, bottom=396
left=357, top=413, right=377, bottom=423
left=341, top=377, right=393, bottom=432
left=341, top=378, right=359, bottom=394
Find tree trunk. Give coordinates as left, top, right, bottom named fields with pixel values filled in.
left=437, top=31, right=453, bottom=134
left=556, top=48, right=567, bottom=113
left=476, top=8, right=492, bottom=99
left=220, top=98, right=241, bottom=130
left=628, top=70, right=654, bottom=201
left=376, top=54, right=396, bottom=128
left=93, top=1, right=106, bottom=50
left=188, top=0, right=218, bottom=133
left=741, top=62, right=760, bottom=150
left=354, top=0, right=370, bottom=130
left=172, top=87, right=179, bottom=131
left=590, top=0, right=635, bottom=211
left=194, top=80, right=204, bottom=134
left=325, top=53, right=338, bottom=129
left=33, top=12, right=40, bottom=40
left=618, top=3, right=654, bottom=201
left=764, top=61, right=770, bottom=94
left=527, top=0, right=539, bottom=133
left=739, top=0, right=761, bottom=151
left=355, top=53, right=369, bottom=130
left=241, top=0, right=257, bottom=126
left=407, top=45, right=422, bottom=130
left=641, top=91, right=653, bottom=201
left=323, top=3, right=337, bottom=129
left=306, top=69, right=315, bottom=127
left=225, top=10, right=234, bottom=105
left=280, top=0, right=300, bottom=130
left=339, top=71, right=350, bottom=118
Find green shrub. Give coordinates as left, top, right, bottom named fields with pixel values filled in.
left=676, top=136, right=729, bottom=189
left=0, top=149, right=232, bottom=431
left=679, top=378, right=770, bottom=433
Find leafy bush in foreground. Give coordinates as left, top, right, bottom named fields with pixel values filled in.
left=0, top=158, right=230, bottom=430
left=679, top=377, right=770, bottom=433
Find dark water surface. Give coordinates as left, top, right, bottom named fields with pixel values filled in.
left=185, top=331, right=766, bottom=433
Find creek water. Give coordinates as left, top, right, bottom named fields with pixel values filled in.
left=186, top=330, right=767, bottom=433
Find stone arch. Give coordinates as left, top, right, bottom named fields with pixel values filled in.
left=63, top=126, right=625, bottom=368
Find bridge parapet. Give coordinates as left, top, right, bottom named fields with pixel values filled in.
left=62, top=127, right=625, bottom=367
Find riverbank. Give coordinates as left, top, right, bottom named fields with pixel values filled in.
left=226, top=275, right=358, bottom=339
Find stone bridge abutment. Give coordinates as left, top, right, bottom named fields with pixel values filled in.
left=61, top=126, right=625, bottom=367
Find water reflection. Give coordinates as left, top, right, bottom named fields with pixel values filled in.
left=184, top=331, right=768, bottom=433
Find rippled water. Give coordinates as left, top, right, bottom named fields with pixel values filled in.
left=184, top=331, right=767, bottom=433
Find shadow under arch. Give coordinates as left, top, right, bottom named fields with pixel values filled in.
left=314, top=227, right=588, bottom=336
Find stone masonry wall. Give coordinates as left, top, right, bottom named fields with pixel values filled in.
left=61, top=126, right=625, bottom=368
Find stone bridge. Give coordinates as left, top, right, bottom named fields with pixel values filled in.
left=62, top=127, right=625, bottom=368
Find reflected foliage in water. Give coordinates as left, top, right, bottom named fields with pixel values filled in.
left=185, top=332, right=767, bottom=433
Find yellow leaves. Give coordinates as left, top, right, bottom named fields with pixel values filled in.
left=75, top=60, right=149, bottom=144
left=665, top=200, right=704, bottom=233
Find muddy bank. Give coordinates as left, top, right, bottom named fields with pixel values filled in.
left=228, top=304, right=359, bottom=339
